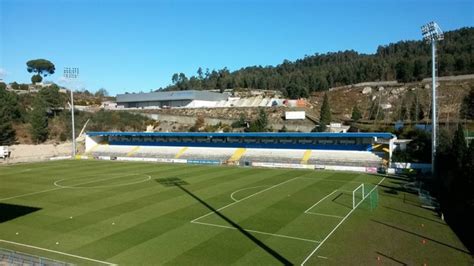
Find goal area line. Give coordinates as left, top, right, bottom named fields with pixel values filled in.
left=300, top=177, right=386, bottom=265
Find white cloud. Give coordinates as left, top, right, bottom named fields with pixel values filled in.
left=0, top=68, right=8, bottom=78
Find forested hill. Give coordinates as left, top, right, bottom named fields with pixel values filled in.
left=164, top=27, right=474, bottom=98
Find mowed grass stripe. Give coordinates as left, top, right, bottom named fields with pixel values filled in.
left=9, top=166, right=272, bottom=254
left=0, top=161, right=164, bottom=200
left=110, top=171, right=311, bottom=265
left=63, top=168, right=301, bottom=260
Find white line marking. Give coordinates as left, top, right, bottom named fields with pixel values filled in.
left=0, top=239, right=116, bottom=265
left=304, top=190, right=338, bottom=213
left=230, top=185, right=269, bottom=202
left=305, top=212, right=344, bottom=219
left=300, top=177, right=386, bottom=265
left=1, top=171, right=154, bottom=201
left=54, top=174, right=151, bottom=189
left=191, top=177, right=299, bottom=223
left=0, top=187, right=62, bottom=201
left=192, top=221, right=320, bottom=243
left=317, top=255, right=328, bottom=259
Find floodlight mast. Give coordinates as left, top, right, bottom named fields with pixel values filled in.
left=63, top=67, right=79, bottom=158
left=421, top=22, right=443, bottom=176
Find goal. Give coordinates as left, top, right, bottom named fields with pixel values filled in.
left=352, top=183, right=379, bottom=210
left=352, top=184, right=365, bottom=209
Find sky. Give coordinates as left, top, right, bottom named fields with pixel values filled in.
left=1, top=0, right=473, bottom=96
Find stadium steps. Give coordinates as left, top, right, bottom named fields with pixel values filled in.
left=85, top=143, right=103, bottom=155
left=126, top=146, right=141, bottom=157
left=228, top=148, right=246, bottom=162
left=175, top=147, right=189, bottom=159
left=300, top=150, right=312, bottom=164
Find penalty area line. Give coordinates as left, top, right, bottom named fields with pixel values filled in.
left=0, top=239, right=116, bottom=266
left=300, top=177, right=386, bottom=265
left=304, top=190, right=338, bottom=213
left=191, top=177, right=299, bottom=223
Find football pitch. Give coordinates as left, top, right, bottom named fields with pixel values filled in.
left=0, top=160, right=472, bottom=265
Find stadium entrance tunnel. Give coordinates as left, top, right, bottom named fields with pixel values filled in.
left=0, top=203, right=41, bottom=223
left=161, top=180, right=293, bottom=266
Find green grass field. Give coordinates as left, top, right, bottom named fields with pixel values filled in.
left=0, top=160, right=472, bottom=265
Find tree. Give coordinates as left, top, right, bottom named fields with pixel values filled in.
left=400, top=99, right=409, bottom=121
left=452, top=124, right=468, bottom=171
left=95, top=88, right=109, bottom=97
left=0, top=89, right=16, bottom=145
left=351, top=105, right=362, bottom=121
left=246, top=108, right=268, bottom=132
left=319, top=93, right=331, bottom=132
left=29, top=99, right=49, bottom=143
left=284, top=84, right=309, bottom=99
left=31, top=74, right=43, bottom=84
left=10, top=82, right=19, bottom=90
left=0, top=82, right=6, bottom=90
left=460, top=87, right=474, bottom=120
left=395, top=59, right=414, bottom=83
left=26, top=59, right=55, bottom=84
left=38, top=84, right=64, bottom=108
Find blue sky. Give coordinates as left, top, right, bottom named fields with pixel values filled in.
left=1, top=0, right=473, bottom=95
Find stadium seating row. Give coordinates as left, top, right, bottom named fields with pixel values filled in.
left=88, top=145, right=383, bottom=167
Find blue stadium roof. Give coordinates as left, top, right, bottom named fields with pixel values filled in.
left=86, top=131, right=395, bottom=139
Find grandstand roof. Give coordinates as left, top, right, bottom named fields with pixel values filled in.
left=116, top=90, right=228, bottom=103
left=86, top=132, right=395, bottom=139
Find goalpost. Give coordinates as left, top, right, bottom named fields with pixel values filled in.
left=352, top=184, right=365, bottom=209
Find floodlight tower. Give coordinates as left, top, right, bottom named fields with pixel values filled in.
left=63, top=67, right=79, bottom=157
left=421, top=21, right=444, bottom=175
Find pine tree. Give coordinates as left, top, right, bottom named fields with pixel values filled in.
left=0, top=111, right=15, bottom=145
left=319, top=93, right=331, bottom=132
left=452, top=124, right=467, bottom=171
left=0, top=89, right=17, bottom=145
left=29, top=99, right=49, bottom=143
left=400, top=100, right=409, bottom=121
left=351, top=105, right=362, bottom=121
left=460, top=87, right=474, bottom=120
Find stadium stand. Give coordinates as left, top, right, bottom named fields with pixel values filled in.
left=85, top=132, right=395, bottom=170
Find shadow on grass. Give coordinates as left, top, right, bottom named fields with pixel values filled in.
left=371, top=219, right=471, bottom=255
left=0, top=203, right=41, bottom=223
left=155, top=178, right=293, bottom=265
left=331, top=192, right=352, bottom=209
left=383, top=206, right=446, bottom=226
left=376, top=251, right=407, bottom=265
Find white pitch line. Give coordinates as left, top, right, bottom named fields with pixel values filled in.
left=305, top=212, right=344, bottom=219
left=304, top=190, right=338, bottom=213
left=192, top=220, right=320, bottom=243
left=230, top=185, right=269, bottom=202
left=0, top=187, right=63, bottom=201
left=317, top=255, right=328, bottom=259
left=0, top=239, right=116, bottom=266
left=191, top=177, right=299, bottom=223
left=1, top=171, right=155, bottom=202
left=300, top=177, right=386, bottom=266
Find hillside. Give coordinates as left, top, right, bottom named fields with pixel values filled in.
left=163, top=27, right=474, bottom=96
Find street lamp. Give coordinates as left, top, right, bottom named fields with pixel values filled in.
left=421, top=21, right=443, bottom=175
left=63, top=67, right=79, bottom=158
